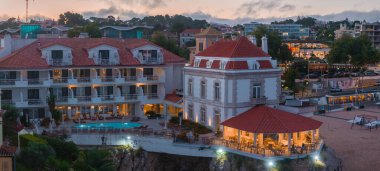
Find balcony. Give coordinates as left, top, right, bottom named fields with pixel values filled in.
left=52, top=78, right=68, bottom=84
left=77, top=77, right=91, bottom=83
left=27, top=99, right=44, bottom=106
left=28, top=79, right=43, bottom=85
left=55, top=97, right=68, bottom=104
left=101, top=77, right=114, bottom=83
left=125, top=76, right=137, bottom=82
left=100, top=95, right=114, bottom=101
left=145, top=75, right=159, bottom=81
left=137, top=53, right=163, bottom=65
left=98, top=59, right=118, bottom=65
left=125, top=94, right=138, bottom=101
left=77, top=96, right=91, bottom=102
left=252, top=97, right=267, bottom=105
left=0, top=79, right=16, bottom=86
left=147, top=93, right=159, bottom=99
left=49, top=59, right=71, bottom=66
left=114, top=77, right=125, bottom=84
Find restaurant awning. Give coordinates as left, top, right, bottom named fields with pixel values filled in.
left=221, top=105, right=322, bottom=134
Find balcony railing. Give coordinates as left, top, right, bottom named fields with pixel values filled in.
left=77, top=96, right=91, bottom=102
left=52, top=78, right=68, bottom=84
left=49, top=59, right=70, bottom=66
left=2, top=100, right=14, bottom=105
left=145, top=75, right=159, bottom=81
left=125, top=94, right=138, bottom=100
left=28, top=79, right=43, bottom=85
left=100, top=95, right=114, bottom=101
left=77, top=77, right=91, bottom=83
left=100, top=76, right=114, bottom=82
left=98, top=59, right=118, bottom=65
left=252, top=97, right=267, bottom=105
left=56, top=97, right=69, bottom=103
left=146, top=93, right=159, bottom=99
left=27, top=99, right=43, bottom=105
left=0, top=79, right=16, bottom=85
left=137, top=53, right=163, bottom=64
left=125, top=76, right=137, bottom=81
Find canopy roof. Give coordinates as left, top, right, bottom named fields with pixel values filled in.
left=221, top=106, right=322, bottom=133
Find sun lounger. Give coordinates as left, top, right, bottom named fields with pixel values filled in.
left=365, top=121, right=380, bottom=131
left=348, top=116, right=363, bottom=124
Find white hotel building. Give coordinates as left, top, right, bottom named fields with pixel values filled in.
left=183, top=37, right=282, bottom=130
left=0, top=36, right=185, bottom=119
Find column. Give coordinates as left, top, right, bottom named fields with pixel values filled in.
left=237, top=129, right=241, bottom=143
left=67, top=107, right=72, bottom=119
left=312, top=130, right=316, bottom=143
left=113, top=105, right=117, bottom=115
left=288, top=133, right=292, bottom=151
left=253, top=133, right=257, bottom=147
left=163, top=104, right=168, bottom=129
left=90, top=106, right=95, bottom=117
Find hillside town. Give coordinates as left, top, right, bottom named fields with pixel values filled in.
left=0, top=1, right=380, bottom=171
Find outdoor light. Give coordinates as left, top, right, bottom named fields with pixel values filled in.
left=314, top=155, right=319, bottom=161
left=217, top=148, right=224, bottom=154
left=127, top=136, right=131, bottom=140
left=267, top=161, right=274, bottom=167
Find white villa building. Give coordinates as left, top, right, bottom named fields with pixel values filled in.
left=183, top=36, right=282, bottom=130
left=0, top=36, right=186, bottom=119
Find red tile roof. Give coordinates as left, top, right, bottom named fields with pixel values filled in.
left=181, top=29, right=201, bottom=35
left=225, top=61, right=249, bottom=70
left=221, top=106, right=322, bottom=133
left=197, top=37, right=270, bottom=58
left=199, top=59, right=208, bottom=68
left=258, top=60, right=273, bottom=69
left=0, top=38, right=186, bottom=69
left=211, top=60, right=220, bottom=69
left=164, top=93, right=182, bottom=103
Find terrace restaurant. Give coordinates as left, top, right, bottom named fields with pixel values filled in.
left=219, top=106, right=323, bottom=157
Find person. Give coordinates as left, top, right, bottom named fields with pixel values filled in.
left=301, top=143, right=306, bottom=154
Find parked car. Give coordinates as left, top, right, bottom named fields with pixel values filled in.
left=351, top=72, right=360, bottom=77
left=364, top=70, right=378, bottom=76
left=330, top=88, right=342, bottom=93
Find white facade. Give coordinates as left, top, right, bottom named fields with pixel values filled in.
left=183, top=37, right=282, bottom=130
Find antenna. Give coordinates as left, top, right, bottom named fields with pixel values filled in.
left=25, top=0, right=35, bottom=23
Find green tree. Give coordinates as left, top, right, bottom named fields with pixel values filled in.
left=84, top=23, right=102, bottom=38
left=0, top=18, right=19, bottom=30
left=151, top=31, right=189, bottom=60
left=74, top=150, right=115, bottom=171
left=284, top=67, right=298, bottom=92
left=2, top=104, right=21, bottom=144
left=67, top=27, right=82, bottom=38
left=18, top=142, right=56, bottom=170
left=47, top=95, right=62, bottom=126
left=58, top=12, right=87, bottom=26
left=252, top=26, right=293, bottom=63
left=327, top=34, right=380, bottom=67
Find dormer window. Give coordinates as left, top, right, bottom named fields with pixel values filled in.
left=139, top=50, right=158, bottom=63
left=99, top=50, right=110, bottom=65
left=206, top=61, right=212, bottom=68
left=253, top=63, right=258, bottom=70
left=220, top=61, right=226, bottom=69
left=51, top=50, right=63, bottom=60
left=194, top=59, right=200, bottom=67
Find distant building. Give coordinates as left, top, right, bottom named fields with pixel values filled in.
left=100, top=26, right=153, bottom=39
left=37, top=26, right=73, bottom=38
left=334, top=23, right=356, bottom=39
left=189, top=27, right=223, bottom=63
left=244, top=22, right=310, bottom=40
left=179, top=29, right=201, bottom=47
left=284, top=40, right=330, bottom=59
left=184, top=37, right=281, bottom=130
left=355, top=21, right=380, bottom=49
left=210, top=23, right=233, bottom=34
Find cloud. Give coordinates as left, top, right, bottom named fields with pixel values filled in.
left=238, top=0, right=280, bottom=16
left=82, top=5, right=146, bottom=19
left=280, top=5, right=296, bottom=11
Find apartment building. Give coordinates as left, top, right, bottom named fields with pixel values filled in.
left=355, top=21, right=380, bottom=49
left=0, top=37, right=186, bottom=119
left=183, top=36, right=282, bottom=131
left=244, top=22, right=310, bottom=40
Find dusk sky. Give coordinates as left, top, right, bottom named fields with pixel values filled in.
left=1, top=0, right=380, bottom=24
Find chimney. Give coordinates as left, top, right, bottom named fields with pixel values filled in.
left=261, top=35, right=268, bottom=53
left=0, top=34, right=13, bottom=58
left=249, top=35, right=257, bottom=45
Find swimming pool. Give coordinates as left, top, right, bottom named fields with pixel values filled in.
left=72, top=122, right=142, bottom=129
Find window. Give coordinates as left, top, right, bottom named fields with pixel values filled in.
left=143, top=68, right=154, bottom=76
left=1, top=90, right=12, bottom=101
left=198, top=42, right=204, bottom=51
left=252, top=83, right=261, bottom=98
left=99, top=50, right=110, bottom=60
left=252, top=63, right=258, bottom=70
left=214, top=82, right=220, bottom=101
left=200, top=107, right=206, bottom=123
left=0, top=71, right=16, bottom=80
left=200, top=80, right=206, bottom=98
left=51, top=50, right=63, bottom=60
left=194, top=59, right=200, bottom=67
left=206, top=61, right=212, bottom=68
left=188, top=79, right=193, bottom=96
left=220, top=61, right=226, bottom=70
left=188, top=104, right=193, bottom=120
left=27, top=71, right=39, bottom=79
left=28, top=89, right=39, bottom=99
